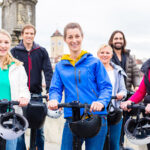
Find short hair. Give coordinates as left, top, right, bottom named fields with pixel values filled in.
left=97, top=44, right=113, bottom=55
left=64, top=22, right=83, bottom=39
left=108, top=30, right=126, bottom=50
left=21, top=24, right=36, bottom=35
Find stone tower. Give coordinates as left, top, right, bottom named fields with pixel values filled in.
left=0, top=0, right=38, bottom=46
left=51, top=30, right=64, bottom=67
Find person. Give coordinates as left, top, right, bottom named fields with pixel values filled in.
left=120, top=58, right=150, bottom=150
left=48, top=22, right=112, bottom=150
left=108, top=30, right=140, bottom=149
left=0, top=29, right=30, bottom=150
left=11, top=24, right=53, bottom=150
left=108, top=30, right=140, bottom=91
left=97, top=44, right=127, bottom=150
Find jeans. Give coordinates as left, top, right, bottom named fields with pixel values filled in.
left=61, top=115, right=107, bottom=150
left=16, top=127, right=44, bottom=150
left=6, top=139, right=17, bottom=150
left=109, top=118, right=123, bottom=150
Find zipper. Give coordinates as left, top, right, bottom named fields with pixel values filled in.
left=92, top=89, right=98, bottom=98
left=75, top=67, right=79, bottom=101
left=79, top=70, right=81, bottom=83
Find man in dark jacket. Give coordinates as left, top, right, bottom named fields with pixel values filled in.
left=108, top=30, right=140, bottom=150
left=11, top=24, right=53, bottom=150
left=108, top=30, right=140, bottom=91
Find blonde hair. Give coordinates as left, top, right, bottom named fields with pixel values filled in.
left=97, top=44, right=113, bottom=55
left=0, top=29, right=22, bottom=70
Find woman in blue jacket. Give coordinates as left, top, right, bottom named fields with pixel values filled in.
left=97, top=44, right=127, bottom=150
left=48, top=23, right=112, bottom=150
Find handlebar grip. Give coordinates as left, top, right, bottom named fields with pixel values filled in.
left=11, top=101, right=20, bottom=105
left=111, top=96, right=117, bottom=99
left=127, top=104, right=145, bottom=110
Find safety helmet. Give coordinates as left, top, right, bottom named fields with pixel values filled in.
left=23, top=101, right=47, bottom=129
left=124, top=117, right=150, bottom=145
left=69, top=113, right=101, bottom=138
left=107, top=102, right=122, bottom=125
left=47, top=109, right=63, bottom=119
left=0, top=112, right=28, bottom=140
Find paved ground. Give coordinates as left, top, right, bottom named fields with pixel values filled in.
left=25, top=135, right=148, bottom=150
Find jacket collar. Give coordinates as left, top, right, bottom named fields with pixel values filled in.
left=110, top=61, right=127, bottom=77
left=15, top=40, right=40, bottom=51
left=61, top=53, right=91, bottom=66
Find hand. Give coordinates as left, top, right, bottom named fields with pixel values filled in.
left=90, top=102, right=104, bottom=112
left=120, top=100, right=132, bottom=111
left=145, top=104, right=150, bottom=114
left=116, top=93, right=124, bottom=100
left=48, top=100, right=59, bottom=110
left=18, top=97, right=29, bottom=107
left=134, top=87, right=139, bottom=92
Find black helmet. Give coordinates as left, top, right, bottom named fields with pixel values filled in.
left=107, top=102, right=122, bottom=125
left=69, top=113, right=101, bottom=138
left=124, top=117, right=150, bottom=145
left=0, top=112, right=28, bottom=140
left=23, top=101, right=47, bottom=129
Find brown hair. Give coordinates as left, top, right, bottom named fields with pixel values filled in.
left=0, top=29, right=21, bottom=70
left=108, top=30, right=127, bottom=52
left=64, top=23, right=83, bottom=39
left=21, top=24, right=36, bottom=35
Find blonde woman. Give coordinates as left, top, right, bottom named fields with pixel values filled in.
left=97, top=44, right=127, bottom=150
left=0, top=29, right=30, bottom=150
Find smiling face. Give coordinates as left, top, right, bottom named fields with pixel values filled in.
left=0, top=33, right=11, bottom=58
left=64, top=28, right=83, bottom=53
left=97, top=46, right=113, bottom=65
left=112, top=32, right=124, bottom=50
left=22, top=28, right=35, bottom=45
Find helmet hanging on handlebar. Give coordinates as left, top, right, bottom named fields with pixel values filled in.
left=0, top=112, right=28, bottom=140
left=23, top=101, right=47, bottom=129
left=69, top=111, right=102, bottom=138
left=107, top=101, right=122, bottom=125
left=124, top=117, right=150, bottom=145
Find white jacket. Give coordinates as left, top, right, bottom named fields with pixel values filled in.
left=9, top=63, right=30, bottom=114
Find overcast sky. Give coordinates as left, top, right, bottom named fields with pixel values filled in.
left=0, top=0, right=150, bottom=59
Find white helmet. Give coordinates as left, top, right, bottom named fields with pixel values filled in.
left=124, top=117, right=150, bottom=145
left=0, top=112, right=28, bottom=140
left=47, top=109, right=63, bottom=119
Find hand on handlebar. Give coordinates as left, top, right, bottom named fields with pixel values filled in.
left=90, top=102, right=104, bottom=112
left=48, top=99, right=59, bottom=110
left=120, top=100, right=132, bottom=111
left=145, top=104, right=150, bottom=114
left=18, top=97, right=29, bottom=107
left=116, top=93, right=124, bottom=100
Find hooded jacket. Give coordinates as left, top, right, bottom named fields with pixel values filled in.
left=49, top=53, right=112, bottom=118
left=11, top=41, right=53, bottom=94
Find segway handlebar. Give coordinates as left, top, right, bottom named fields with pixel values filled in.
left=58, top=101, right=91, bottom=108
left=0, top=99, right=19, bottom=105
left=31, top=94, right=48, bottom=99
left=127, top=103, right=145, bottom=111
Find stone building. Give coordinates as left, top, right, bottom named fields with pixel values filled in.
left=0, top=0, right=37, bottom=46
left=50, top=30, right=64, bottom=69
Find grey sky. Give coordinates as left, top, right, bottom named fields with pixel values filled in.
left=35, top=0, right=150, bottom=59
left=0, top=0, right=150, bottom=59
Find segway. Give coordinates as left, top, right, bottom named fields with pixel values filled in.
left=0, top=99, right=28, bottom=150
left=23, top=94, right=48, bottom=150
left=58, top=101, right=102, bottom=150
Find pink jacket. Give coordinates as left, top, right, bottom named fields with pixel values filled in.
left=129, top=70, right=150, bottom=103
